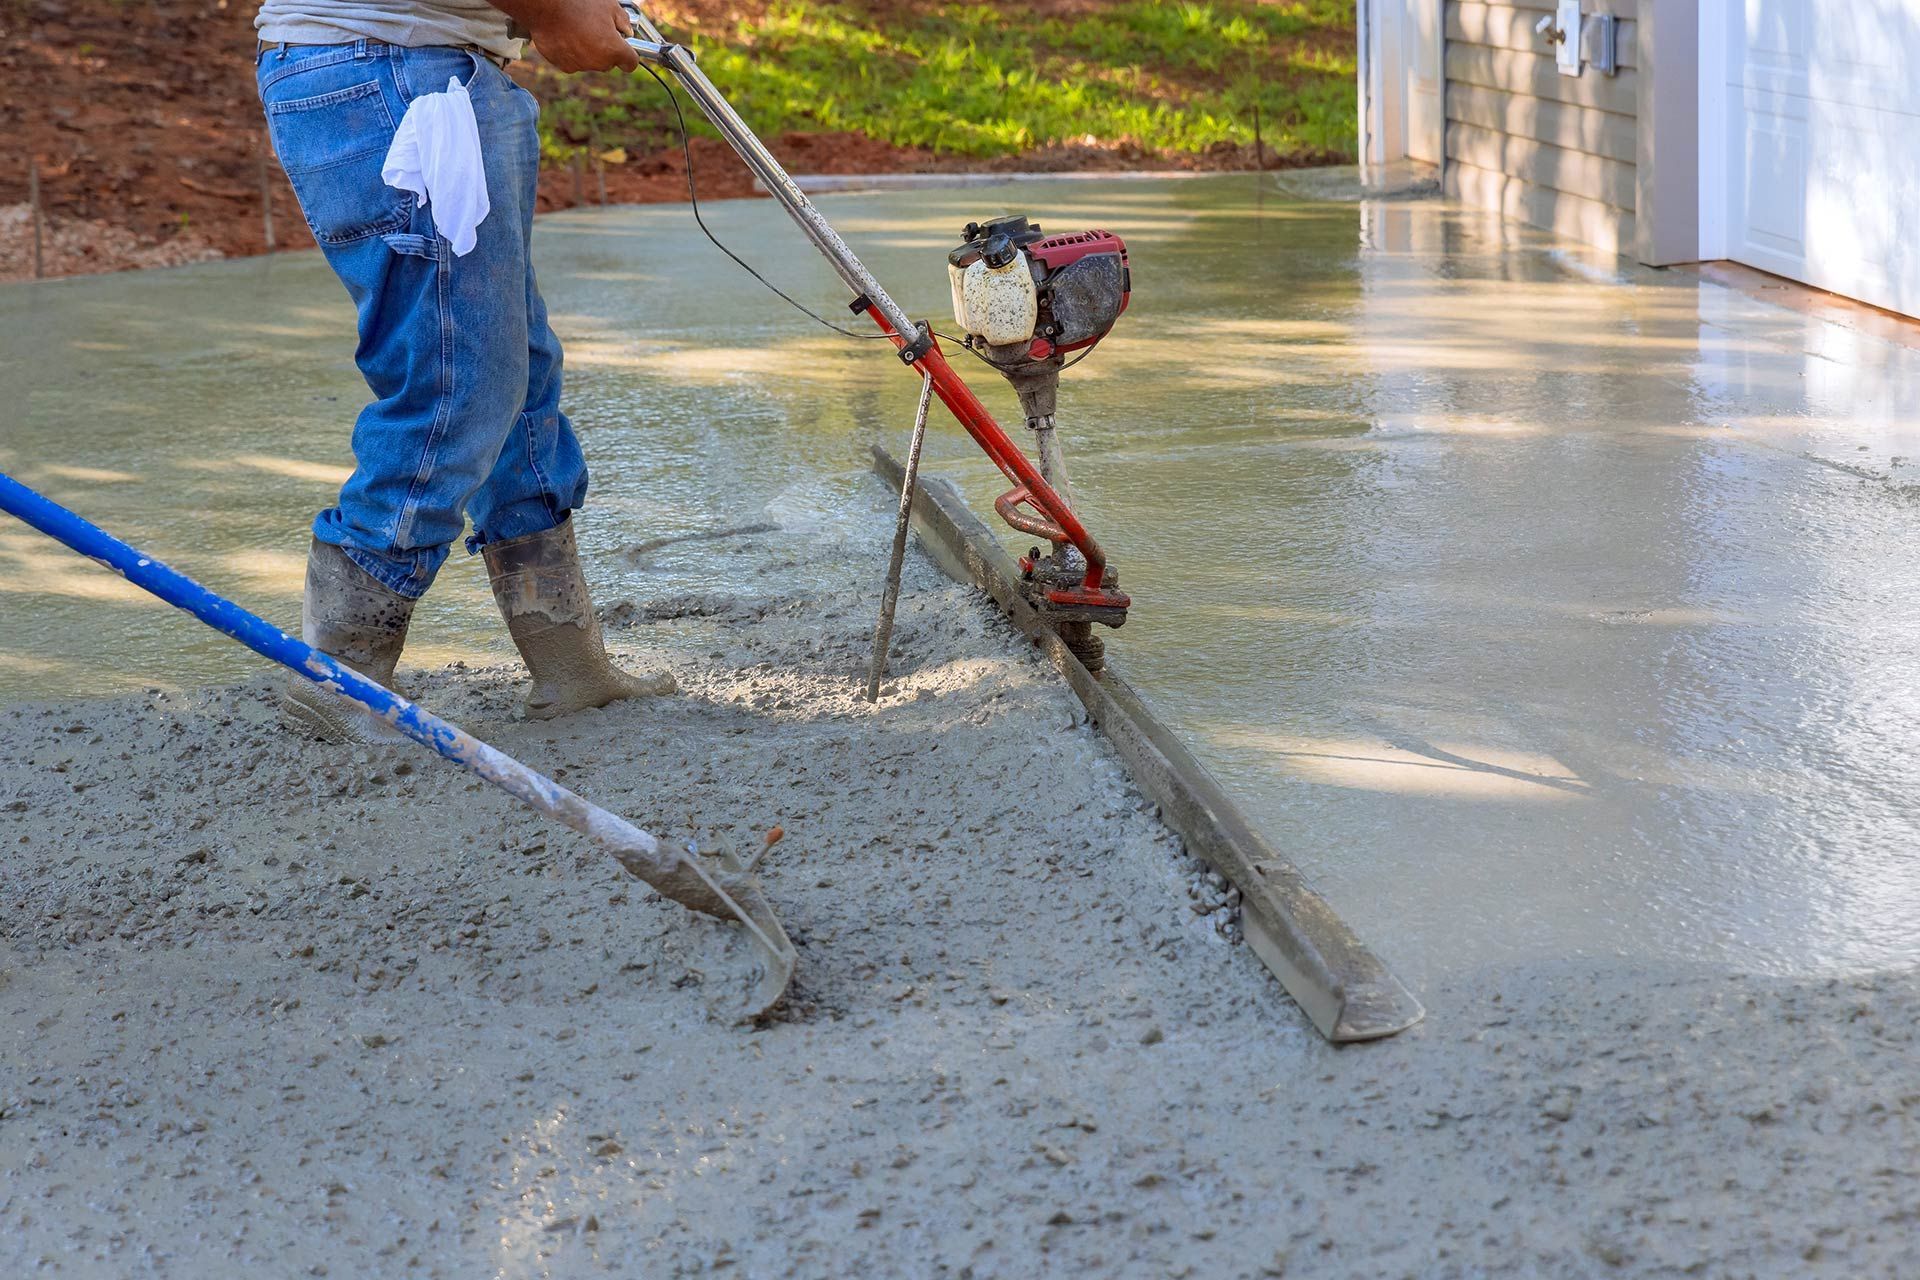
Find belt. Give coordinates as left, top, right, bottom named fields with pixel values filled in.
left=258, top=37, right=511, bottom=68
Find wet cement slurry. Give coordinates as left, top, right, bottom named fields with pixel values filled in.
left=7, top=176, right=1920, bottom=987
left=7, top=178, right=1920, bottom=1277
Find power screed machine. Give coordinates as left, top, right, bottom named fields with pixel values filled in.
left=616, top=4, right=1134, bottom=679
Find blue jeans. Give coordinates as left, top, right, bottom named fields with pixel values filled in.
left=258, top=41, right=588, bottom=598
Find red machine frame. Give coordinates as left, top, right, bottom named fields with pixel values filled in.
left=867, top=311, right=1129, bottom=612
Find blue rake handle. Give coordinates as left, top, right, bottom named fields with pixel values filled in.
left=0, top=472, right=786, bottom=963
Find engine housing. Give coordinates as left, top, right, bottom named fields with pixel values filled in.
left=947, top=215, right=1130, bottom=360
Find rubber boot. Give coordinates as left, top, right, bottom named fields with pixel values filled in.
left=482, top=518, right=676, bottom=720
left=281, top=538, right=416, bottom=744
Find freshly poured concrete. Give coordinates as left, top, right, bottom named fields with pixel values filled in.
left=8, top=178, right=1919, bottom=987
left=7, top=179, right=1920, bottom=1277
left=934, top=191, right=1920, bottom=985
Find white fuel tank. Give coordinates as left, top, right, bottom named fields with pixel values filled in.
left=949, top=250, right=1038, bottom=347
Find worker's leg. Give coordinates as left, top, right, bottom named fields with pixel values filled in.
left=259, top=42, right=539, bottom=601
left=433, top=63, right=674, bottom=718
left=259, top=42, right=540, bottom=736
left=462, top=262, right=585, bottom=545
left=455, top=55, right=591, bottom=551
left=471, top=272, right=674, bottom=717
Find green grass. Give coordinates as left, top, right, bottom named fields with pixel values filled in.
left=537, top=0, right=1355, bottom=166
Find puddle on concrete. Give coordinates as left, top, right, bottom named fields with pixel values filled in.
left=7, top=176, right=1920, bottom=983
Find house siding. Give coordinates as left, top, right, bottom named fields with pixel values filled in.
left=1441, top=0, right=1640, bottom=254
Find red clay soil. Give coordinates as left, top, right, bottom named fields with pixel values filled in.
left=0, top=0, right=1285, bottom=282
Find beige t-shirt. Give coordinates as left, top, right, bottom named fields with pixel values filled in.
left=255, top=2, right=523, bottom=61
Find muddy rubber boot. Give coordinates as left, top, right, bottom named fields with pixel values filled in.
left=281, top=538, right=416, bottom=744
left=483, top=518, right=676, bottom=720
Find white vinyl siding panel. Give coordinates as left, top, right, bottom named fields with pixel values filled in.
left=1446, top=83, right=1637, bottom=164
left=1447, top=4, right=1638, bottom=68
left=1442, top=0, right=1638, bottom=254
left=1445, top=44, right=1640, bottom=115
left=1446, top=122, right=1637, bottom=208
left=1448, top=158, right=1637, bottom=251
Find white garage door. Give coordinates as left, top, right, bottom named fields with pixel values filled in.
left=1722, top=0, right=1920, bottom=316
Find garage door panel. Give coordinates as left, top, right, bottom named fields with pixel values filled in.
left=1726, top=0, right=1920, bottom=317
left=1741, top=0, right=1808, bottom=61
left=1805, top=107, right=1920, bottom=316
left=1738, top=85, right=1807, bottom=121
left=1817, top=1, right=1911, bottom=111
left=1738, top=111, right=1805, bottom=259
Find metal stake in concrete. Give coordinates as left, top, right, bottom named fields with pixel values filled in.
left=866, top=371, right=935, bottom=702
left=28, top=158, right=45, bottom=279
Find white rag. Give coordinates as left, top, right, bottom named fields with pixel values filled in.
left=381, top=76, right=490, bottom=257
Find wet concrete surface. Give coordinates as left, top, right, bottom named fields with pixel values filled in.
left=6, top=176, right=1920, bottom=986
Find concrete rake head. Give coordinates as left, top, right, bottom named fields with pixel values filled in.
left=612, top=839, right=798, bottom=1022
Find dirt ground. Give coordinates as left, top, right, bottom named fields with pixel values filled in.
left=3, top=484, right=1918, bottom=1277
left=0, top=0, right=1281, bottom=282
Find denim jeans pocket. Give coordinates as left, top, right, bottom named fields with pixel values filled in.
left=265, top=78, right=411, bottom=246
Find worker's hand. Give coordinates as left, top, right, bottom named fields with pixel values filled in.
left=519, top=0, right=641, bottom=73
